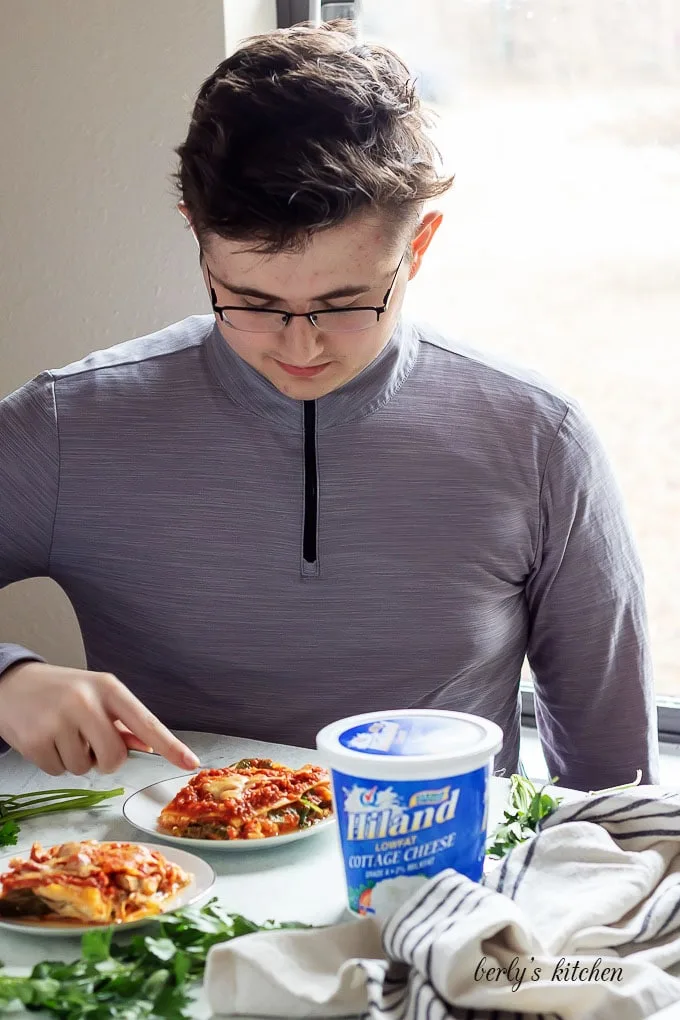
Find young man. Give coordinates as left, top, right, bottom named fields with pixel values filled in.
left=0, top=22, right=658, bottom=789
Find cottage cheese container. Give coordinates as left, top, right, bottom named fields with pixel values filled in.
left=316, top=709, right=503, bottom=917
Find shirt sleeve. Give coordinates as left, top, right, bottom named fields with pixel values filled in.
left=0, top=373, right=60, bottom=676
left=525, top=404, right=659, bottom=791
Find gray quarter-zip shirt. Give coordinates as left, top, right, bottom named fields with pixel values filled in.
left=0, top=315, right=659, bottom=789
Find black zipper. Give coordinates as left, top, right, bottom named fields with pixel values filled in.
left=302, top=400, right=318, bottom=568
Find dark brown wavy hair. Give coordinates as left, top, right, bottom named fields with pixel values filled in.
left=175, top=20, right=452, bottom=253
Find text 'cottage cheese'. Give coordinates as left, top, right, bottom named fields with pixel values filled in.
left=316, top=710, right=503, bottom=916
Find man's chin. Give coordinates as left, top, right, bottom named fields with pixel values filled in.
left=268, top=366, right=345, bottom=400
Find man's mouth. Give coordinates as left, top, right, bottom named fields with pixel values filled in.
left=275, top=361, right=331, bottom=378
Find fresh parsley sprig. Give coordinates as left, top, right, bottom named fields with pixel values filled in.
left=0, top=822, right=19, bottom=850
left=486, top=773, right=562, bottom=859
left=0, top=898, right=306, bottom=1019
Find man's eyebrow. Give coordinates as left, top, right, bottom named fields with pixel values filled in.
left=209, top=271, right=372, bottom=302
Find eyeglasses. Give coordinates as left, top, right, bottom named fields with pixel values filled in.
left=205, top=254, right=404, bottom=334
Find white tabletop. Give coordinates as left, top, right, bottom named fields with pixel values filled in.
left=0, top=731, right=512, bottom=1016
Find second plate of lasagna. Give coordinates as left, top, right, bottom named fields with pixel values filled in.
left=123, top=757, right=336, bottom=850
left=0, top=839, right=215, bottom=936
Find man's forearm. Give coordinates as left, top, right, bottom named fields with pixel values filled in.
left=536, top=698, right=659, bottom=791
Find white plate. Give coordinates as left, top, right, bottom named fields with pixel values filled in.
left=123, top=774, right=336, bottom=851
left=0, top=842, right=215, bottom=937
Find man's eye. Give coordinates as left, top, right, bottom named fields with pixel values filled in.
left=325, top=300, right=358, bottom=311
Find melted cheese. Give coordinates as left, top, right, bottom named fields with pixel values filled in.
left=38, top=883, right=109, bottom=922
left=204, top=773, right=250, bottom=800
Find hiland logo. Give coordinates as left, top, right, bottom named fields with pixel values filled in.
left=343, top=783, right=460, bottom=840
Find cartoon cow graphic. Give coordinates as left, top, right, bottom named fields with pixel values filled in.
left=342, top=784, right=404, bottom=817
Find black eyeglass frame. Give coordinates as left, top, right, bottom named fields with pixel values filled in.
left=204, top=253, right=405, bottom=333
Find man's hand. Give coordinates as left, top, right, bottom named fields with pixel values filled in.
left=0, top=662, right=200, bottom=776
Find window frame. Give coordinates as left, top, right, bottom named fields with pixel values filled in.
left=276, top=1, right=318, bottom=28
left=276, top=1, right=360, bottom=28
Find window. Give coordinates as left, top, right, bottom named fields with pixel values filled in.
left=280, top=1, right=680, bottom=738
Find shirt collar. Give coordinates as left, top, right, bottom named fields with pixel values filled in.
left=204, top=317, right=418, bottom=430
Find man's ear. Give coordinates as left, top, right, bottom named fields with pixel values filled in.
left=177, top=203, right=200, bottom=249
left=409, top=211, right=444, bottom=278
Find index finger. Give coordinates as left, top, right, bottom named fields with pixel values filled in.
left=102, top=682, right=200, bottom=770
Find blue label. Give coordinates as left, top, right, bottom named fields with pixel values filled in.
left=331, top=764, right=490, bottom=915
left=338, top=716, right=482, bottom=756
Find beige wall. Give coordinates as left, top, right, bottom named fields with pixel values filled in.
left=0, top=0, right=274, bottom=669
left=224, top=0, right=277, bottom=51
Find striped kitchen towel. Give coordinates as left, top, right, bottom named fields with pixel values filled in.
left=205, top=788, right=680, bottom=1020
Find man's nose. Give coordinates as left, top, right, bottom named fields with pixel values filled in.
left=278, top=316, right=325, bottom=364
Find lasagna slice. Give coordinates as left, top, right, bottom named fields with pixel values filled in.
left=0, top=840, right=190, bottom=924
left=158, top=757, right=333, bottom=840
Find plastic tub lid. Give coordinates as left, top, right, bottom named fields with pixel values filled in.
left=316, top=709, right=503, bottom=781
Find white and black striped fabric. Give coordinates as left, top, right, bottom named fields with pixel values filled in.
left=205, top=789, right=680, bottom=1020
